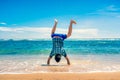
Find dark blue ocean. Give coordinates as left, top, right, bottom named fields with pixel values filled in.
left=0, top=39, right=120, bottom=73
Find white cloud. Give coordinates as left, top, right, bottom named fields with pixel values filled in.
left=12, top=24, right=17, bottom=26
left=117, top=15, right=120, bottom=18
left=106, top=5, right=120, bottom=11
left=90, top=5, right=120, bottom=17
left=0, top=27, right=98, bottom=39
left=71, top=29, right=98, bottom=39
left=0, top=27, right=13, bottom=31
left=0, top=22, right=7, bottom=25
left=0, top=27, right=51, bottom=32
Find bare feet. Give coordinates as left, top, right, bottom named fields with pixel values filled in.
left=55, top=19, right=58, bottom=24
left=71, top=20, right=77, bottom=24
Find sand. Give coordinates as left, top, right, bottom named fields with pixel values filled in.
left=0, top=72, right=120, bottom=80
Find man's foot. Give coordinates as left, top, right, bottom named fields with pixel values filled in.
left=55, top=19, right=58, bottom=24
left=71, top=20, right=77, bottom=24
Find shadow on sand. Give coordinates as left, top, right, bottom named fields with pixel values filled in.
left=41, top=64, right=67, bottom=66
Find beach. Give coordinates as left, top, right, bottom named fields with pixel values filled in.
left=0, top=40, right=120, bottom=80
left=0, top=72, right=120, bottom=80
left=1, top=0, right=120, bottom=79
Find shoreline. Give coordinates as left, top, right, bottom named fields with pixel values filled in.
left=0, top=70, right=120, bottom=74
left=0, top=72, right=120, bottom=80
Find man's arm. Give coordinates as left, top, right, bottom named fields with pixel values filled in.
left=65, top=56, right=70, bottom=65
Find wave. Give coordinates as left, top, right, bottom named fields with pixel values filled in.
left=0, top=38, right=120, bottom=41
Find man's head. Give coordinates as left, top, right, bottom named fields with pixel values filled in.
left=55, top=54, right=61, bottom=63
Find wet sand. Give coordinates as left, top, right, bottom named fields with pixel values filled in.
left=0, top=72, right=120, bottom=80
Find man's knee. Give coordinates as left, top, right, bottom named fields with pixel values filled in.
left=67, top=33, right=71, bottom=38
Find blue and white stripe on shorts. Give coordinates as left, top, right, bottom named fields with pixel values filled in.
left=49, top=38, right=67, bottom=57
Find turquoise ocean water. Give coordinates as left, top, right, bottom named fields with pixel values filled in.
left=0, top=39, right=120, bottom=73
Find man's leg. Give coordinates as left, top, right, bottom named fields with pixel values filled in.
left=67, top=20, right=76, bottom=38
left=65, top=56, right=70, bottom=65
left=51, top=19, right=58, bottom=35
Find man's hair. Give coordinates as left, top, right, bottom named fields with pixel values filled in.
left=55, top=54, right=61, bottom=63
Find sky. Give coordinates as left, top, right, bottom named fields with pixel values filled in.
left=0, top=0, right=120, bottom=40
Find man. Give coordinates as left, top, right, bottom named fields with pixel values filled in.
left=47, top=19, right=76, bottom=65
